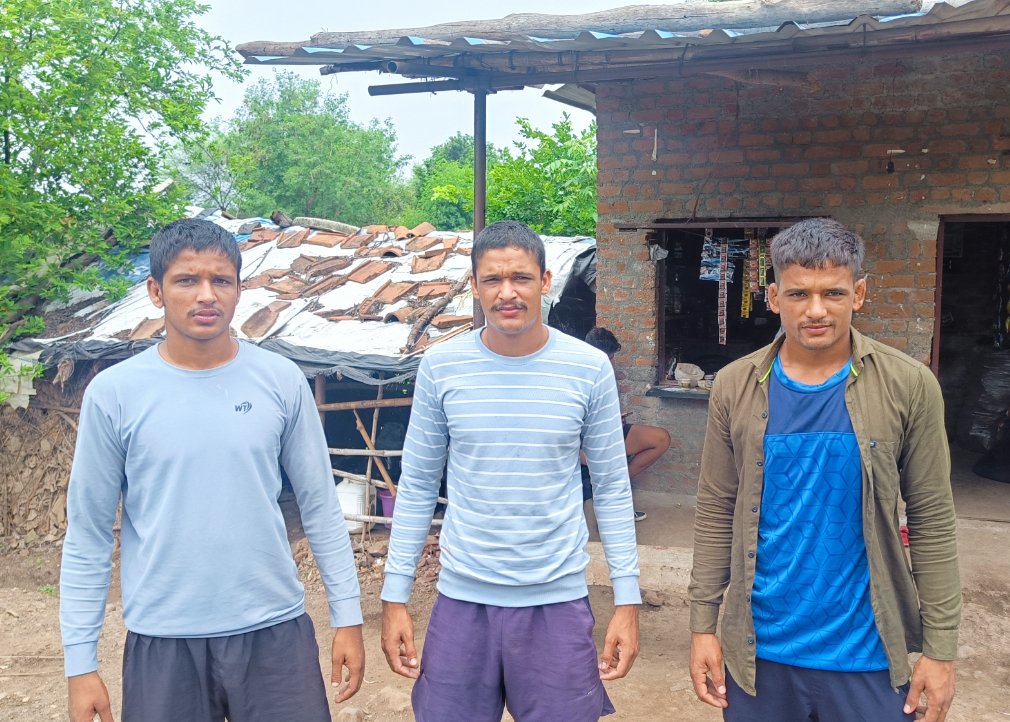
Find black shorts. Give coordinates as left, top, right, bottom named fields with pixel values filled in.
left=121, top=613, right=330, bottom=722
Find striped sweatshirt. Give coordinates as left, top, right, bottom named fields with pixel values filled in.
left=382, top=327, right=641, bottom=607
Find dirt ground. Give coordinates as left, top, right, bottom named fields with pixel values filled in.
left=2, top=456, right=1010, bottom=721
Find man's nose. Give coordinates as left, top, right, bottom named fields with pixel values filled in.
left=196, top=280, right=216, bottom=302
left=806, top=294, right=826, bottom=318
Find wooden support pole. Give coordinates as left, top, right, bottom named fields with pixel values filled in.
left=343, top=512, right=443, bottom=527
left=328, top=448, right=403, bottom=457
left=352, top=410, right=397, bottom=497
left=314, top=375, right=327, bottom=425
left=316, top=397, right=413, bottom=413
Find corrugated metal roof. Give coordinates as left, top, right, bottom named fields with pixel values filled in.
left=14, top=215, right=596, bottom=375
left=237, top=0, right=1010, bottom=82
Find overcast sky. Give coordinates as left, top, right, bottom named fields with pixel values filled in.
left=199, top=1, right=622, bottom=165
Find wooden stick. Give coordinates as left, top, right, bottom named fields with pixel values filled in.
left=352, top=410, right=397, bottom=495
left=328, top=448, right=403, bottom=457
left=362, top=377, right=383, bottom=546
left=343, top=513, right=442, bottom=527
left=401, top=322, right=473, bottom=359
left=314, top=375, right=327, bottom=424
left=405, top=271, right=471, bottom=351
left=316, top=397, right=413, bottom=412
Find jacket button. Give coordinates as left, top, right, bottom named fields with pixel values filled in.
left=746, top=637, right=755, bottom=646
left=870, top=440, right=877, bottom=448
left=751, top=506, right=758, bottom=513
left=761, top=411, right=768, bottom=419
left=756, top=460, right=763, bottom=467
left=747, top=551, right=755, bottom=558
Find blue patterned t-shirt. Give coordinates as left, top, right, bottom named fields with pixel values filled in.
left=752, top=356, right=888, bottom=671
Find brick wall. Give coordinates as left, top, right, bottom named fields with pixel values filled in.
left=595, top=51, right=1010, bottom=493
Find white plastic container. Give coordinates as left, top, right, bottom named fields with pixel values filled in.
left=335, top=478, right=372, bottom=533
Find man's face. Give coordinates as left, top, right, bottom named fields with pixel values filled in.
left=471, top=246, right=552, bottom=340
left=768, top=262, right=865, bottom=356
left=146, top=248, right=240, bottom=346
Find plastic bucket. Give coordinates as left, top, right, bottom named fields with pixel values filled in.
left=335, top=478, right=371, bottom=533
left=377, top=488, right=395, bottom=529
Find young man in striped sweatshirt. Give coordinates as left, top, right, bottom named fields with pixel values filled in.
left=380, top=220, right=642, bottom=721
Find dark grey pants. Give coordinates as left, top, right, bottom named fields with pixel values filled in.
left=122, top=614, right=330, bottom=722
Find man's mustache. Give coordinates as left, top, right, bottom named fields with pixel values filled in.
left=492, top=301, right=528, bottom=312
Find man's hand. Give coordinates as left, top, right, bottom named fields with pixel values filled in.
left=331, top=625, right=365, bottom=703
left=68, top=672, right=113, bottom=722
left=905, top=656, right=956, bottom=722
left=381, top=601, right=420, bottom=679
left=599, top=604, right=639, bottom=680
left=690, top=632, right=728, bottom=709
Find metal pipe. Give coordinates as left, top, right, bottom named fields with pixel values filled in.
left=473, top=89, right=487, bottom=328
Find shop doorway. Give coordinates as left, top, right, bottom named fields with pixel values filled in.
left=935, top=217, right=1010, bottom=461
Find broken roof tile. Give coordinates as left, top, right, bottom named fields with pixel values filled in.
left=305, top=256, right=353, bottom=278
left=250, top=227, right=280, bottom=242
left=348, top=260, right=394, bottom=284
left=276, top=228, right=309, bottom=248
left=242, top=272, right=274, bottom=290
left=291, top=254, right=324, bottom=275
left=356, top=297, right=383, bottom=317
left=411, top=249, right=450, bottom=274
left=266, top=267, right=291, bottom=279
left=393, top=225, right=411, bottom=239
left=341, top=232, right=376, bottom=249
left=382, top=307, right=415, bottom=324
left=416, top=281, right=452, bottom=299
left=356, top=245, right=405, bottom=258
left=410, top=221, right=436, bottom=237
left=265, top=278, right=307, bottom=295
left=433, top=314, right=472, bottom=329
left=301, top=274, right=348, bottom=297
left=363, top=224, right=390, bottom=234
left=405, top=234, right=443, bottom=252
left=241, top=300, right=291, bottom=339
left=238, top=238, right=270, bottom=252
left=374, top=281, right=418, bottom=304
left=303, top=231, right=349, bottom=248
left=128, top=317, right=165, bottom=340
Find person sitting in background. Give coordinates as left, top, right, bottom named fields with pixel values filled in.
left=583, top=326, right=672, bottom=522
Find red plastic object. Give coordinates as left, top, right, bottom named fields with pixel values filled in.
left=900, top=524, right=910, bottom=547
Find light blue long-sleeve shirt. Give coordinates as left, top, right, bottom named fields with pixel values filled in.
left=60, top=343, right=362, bottom=677
left=382, top=327, right=641, bottom=607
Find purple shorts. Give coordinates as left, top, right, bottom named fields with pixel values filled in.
left=412, top=594, right=616, bottom=722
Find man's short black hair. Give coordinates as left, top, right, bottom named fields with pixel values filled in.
left=471, top=220, right=546, bottom=276
left=149, top=219, right=242, bottom=283
left=585, top=326, right=621, bottom=355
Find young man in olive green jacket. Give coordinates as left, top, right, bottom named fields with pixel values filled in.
left=689, top=218, right=960, bottom=722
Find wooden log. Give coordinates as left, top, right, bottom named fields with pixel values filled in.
left=316, top=396, right=413, bottom=413
left=405, top=272, right=471, bottom=352
left=291, top=216, right=359, bottom=234
left=238, top=1, right=920, bottom=51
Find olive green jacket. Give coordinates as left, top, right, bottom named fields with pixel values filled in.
left=689, top=328, right=961, bottom=694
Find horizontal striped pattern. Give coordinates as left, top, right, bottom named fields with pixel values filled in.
left=383, top=328, right=641, bottom=607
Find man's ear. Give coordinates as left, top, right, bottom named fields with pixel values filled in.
left=541, top=269, right=553, bottom=296
left=147, top=277, right=164, bottom=309
left=853, top=276, right=867, bottom=312
left=767, top=282, right=780, bottom=314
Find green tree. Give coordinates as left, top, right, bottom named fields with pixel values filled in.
left=0, top=0, right=243, bottom=397
left=488, top=115, right=597, bottom=236
left=210, top=72, right=408, bottom=225
left=402, top=133, right=476, bottom=231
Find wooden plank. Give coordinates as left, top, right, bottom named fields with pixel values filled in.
left=297, top=2, right=921, bottom=44
left=316, top=396, right=413, bottom=412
